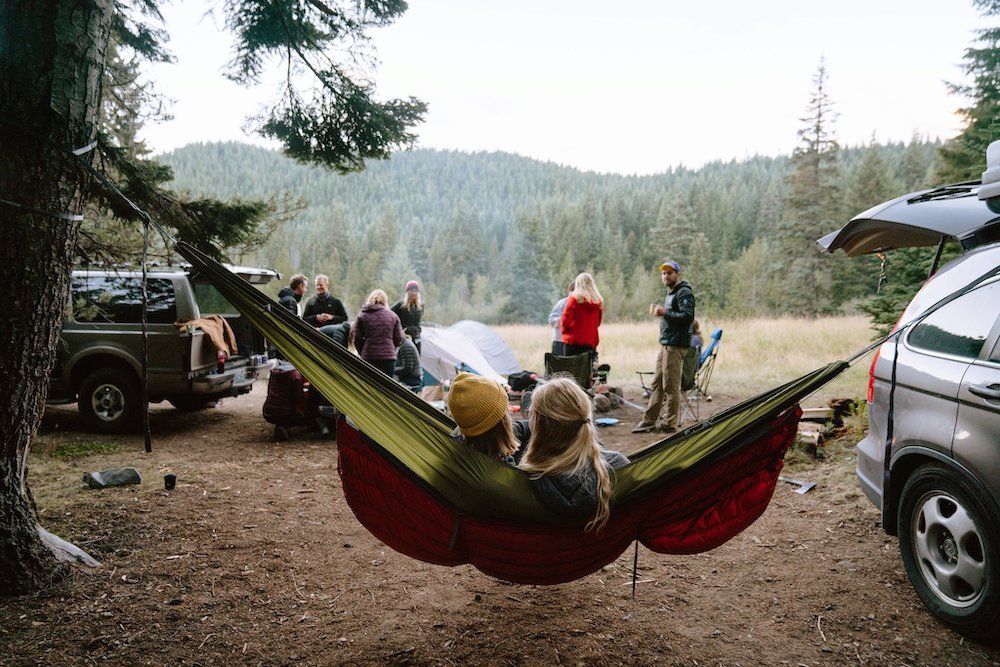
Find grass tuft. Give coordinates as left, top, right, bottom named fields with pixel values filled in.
left=49, top=440, right=120, bottom=459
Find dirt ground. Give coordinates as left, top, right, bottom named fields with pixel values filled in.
left=3, top=381, right=1000, bottom=667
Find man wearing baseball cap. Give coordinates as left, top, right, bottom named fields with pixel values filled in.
left=633, top=260, right=695, bottom=434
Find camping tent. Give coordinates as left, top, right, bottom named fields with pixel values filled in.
left=449, top=320, right=522, bottom=376
left=420, top=325, right=506, bottom=385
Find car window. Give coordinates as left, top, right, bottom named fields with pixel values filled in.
left=192, top=282, right=238, bottom=316
left=72, top=276, right=177, bottom=324
left=907, top=281, right=1000, bottom=359
left=900, top=245, right=1000, bottom=327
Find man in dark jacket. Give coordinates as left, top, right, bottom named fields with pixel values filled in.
left=303, top=274, right=348, bottom=327
left=277, top=274, right=308, bottom=315
left=633, top=260, right=695, bottom=434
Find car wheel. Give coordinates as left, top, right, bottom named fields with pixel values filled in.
left=898, top=463, right=1000, bottom=639
left=167, top=396, right=214, bottom=412
left=78, top=368, right=141, bottom=433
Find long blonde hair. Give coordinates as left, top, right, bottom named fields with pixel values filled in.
left=518, top=377, right=612, bottom=531
left=402, top=290, right=422, bottom=310
left=572, top=272, right=603, bottom=306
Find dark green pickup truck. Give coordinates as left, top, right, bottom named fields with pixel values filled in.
left=48, top=264, right=277, bottom=432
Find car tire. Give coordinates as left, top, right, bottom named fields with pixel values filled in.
left=898, top=463, right=1000, bottom=640
left=78, top=368, right=141, bottom=433
left=167, top=396, right=214, bottom=412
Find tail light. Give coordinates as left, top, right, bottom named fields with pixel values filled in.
left=216, top=349, right=226, bottom=373
left=867, top=348, right=880, bottom=403
left=868, top=304, right=910, bottom=403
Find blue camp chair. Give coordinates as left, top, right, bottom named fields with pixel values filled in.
left=682, top=328, right=723, bottom=422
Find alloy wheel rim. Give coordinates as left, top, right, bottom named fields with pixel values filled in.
left=911, top=490, right=986, bottom=609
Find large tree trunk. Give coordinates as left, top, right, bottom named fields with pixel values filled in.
left=0, top=0, right=111, bottom=594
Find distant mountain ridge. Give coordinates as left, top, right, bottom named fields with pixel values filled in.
left=157, top=140, right=939, bottom=323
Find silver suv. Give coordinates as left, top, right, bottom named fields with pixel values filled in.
left=820, top=161, right=1000, bottom=639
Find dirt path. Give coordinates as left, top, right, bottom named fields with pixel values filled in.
left=3, top=386, right=999, bottom=666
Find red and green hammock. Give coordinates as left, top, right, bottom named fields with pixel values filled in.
left=178, top=242, right=850, bottom=585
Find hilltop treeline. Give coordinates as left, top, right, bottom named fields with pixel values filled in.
left=160, top=139, right=940, bottom=324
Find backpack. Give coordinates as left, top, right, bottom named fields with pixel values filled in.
left=508, top=371, right=538, bottom=392
left=263, top=361, right=309, bottom=423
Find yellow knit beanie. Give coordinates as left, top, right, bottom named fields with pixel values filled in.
left=448, top=372, right=509, bottom=436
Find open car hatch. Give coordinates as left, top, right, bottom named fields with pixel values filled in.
left=817, top=182, right=1000, bottom=256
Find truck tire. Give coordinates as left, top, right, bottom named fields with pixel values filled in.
left=898, top=463, right=1000, bottom=640
left=78, top=368, right=141, bottom=433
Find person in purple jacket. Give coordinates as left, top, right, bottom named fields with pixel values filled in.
left=353, top=289, right=404, bottom=377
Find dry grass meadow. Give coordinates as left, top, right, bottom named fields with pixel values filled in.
left=496, top=314, right=875, bottom=405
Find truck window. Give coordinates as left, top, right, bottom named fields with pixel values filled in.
left=72, top=276, right=177, bottom=324
left=193, top=282, right=238, bottom=316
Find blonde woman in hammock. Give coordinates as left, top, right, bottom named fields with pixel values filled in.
left=519, top=377, right=629, bottom=531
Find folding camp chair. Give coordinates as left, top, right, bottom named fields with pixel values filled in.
left=544, top=351, right=595, bottom=390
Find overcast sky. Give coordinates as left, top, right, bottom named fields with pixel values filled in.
left=142, top=0, right=984, bottom=175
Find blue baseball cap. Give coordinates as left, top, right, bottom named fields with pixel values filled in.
left=658, top=260, right=680, bottom=273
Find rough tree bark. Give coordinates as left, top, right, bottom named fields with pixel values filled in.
left=0, top=0, right=111, bottom=594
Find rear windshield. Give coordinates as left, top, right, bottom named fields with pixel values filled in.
left=71, top=276, right=177, bottom=324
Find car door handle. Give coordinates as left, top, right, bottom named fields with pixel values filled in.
left=968, top=384, right=1000, bottom=400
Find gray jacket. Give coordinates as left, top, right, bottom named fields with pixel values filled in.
left=528, top=449, right=630, bottom=519
left=659, top=280, right=695, bottom=347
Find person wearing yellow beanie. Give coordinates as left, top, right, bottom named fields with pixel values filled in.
left=447, top=372, right=530, bottom=464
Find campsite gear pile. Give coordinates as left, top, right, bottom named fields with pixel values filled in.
left=263, top=360, right=338, bottom=440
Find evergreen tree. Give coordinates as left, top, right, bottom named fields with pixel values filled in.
left=0, top=0, right=425, bottom=594
left=897, top=134, right=936, bottom=191
left=774, top=59, right=842, bottom=314
left=495, top=228, right=553, bottom=324
left=857, top=247, right=956, bottom=336
left=834, top=141, right=899, bottom=305
left=724, top=238, right=769, bottom=317
left=937, top=0, right=1000, bottom=181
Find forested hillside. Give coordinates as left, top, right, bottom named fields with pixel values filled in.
left=160, top=139, right=940, bottom=324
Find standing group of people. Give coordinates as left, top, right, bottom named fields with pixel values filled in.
left=545, top=261, right=697, bottom=436
left=276, top=273, right=425, bottom=386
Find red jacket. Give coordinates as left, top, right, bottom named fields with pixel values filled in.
left=560, top=296, right=602, bottom=348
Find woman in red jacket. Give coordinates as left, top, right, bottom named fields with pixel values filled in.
left=559, top=272, right=603, bottom=359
